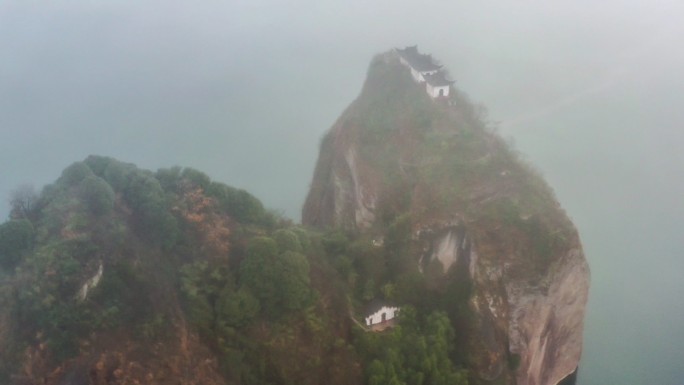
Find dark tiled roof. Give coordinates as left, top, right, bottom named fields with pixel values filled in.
left=396, top=46, right=442, bottom=72
left=396, top=45, right=418, bottom=56
left=424, top=71, right=454, bottom=86
left=364, top=299, right=398, bottom=316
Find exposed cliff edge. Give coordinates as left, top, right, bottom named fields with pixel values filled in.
left=303, top=51, right=590, bottom=385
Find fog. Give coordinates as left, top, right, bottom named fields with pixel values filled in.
left=1, top=1, right=683, bottom=383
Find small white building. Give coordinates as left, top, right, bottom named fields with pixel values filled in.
left=364, top=301, right=400, bottom=331
left=424, top=71, right=454, bottom=98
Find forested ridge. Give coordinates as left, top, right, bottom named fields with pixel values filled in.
left=0, top=155, right=469, bottom=385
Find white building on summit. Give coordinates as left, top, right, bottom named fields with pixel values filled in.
left=396, top=46, right=442, bottom=83
left=395, top=46, right=454, bottom=99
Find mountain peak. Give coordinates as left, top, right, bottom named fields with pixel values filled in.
left=303, top=50, right=589, bottom=385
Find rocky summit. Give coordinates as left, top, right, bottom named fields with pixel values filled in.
left=303, top=49, right=590, bottom=385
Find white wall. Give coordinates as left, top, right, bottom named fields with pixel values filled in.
left=410, top=67, right=424, bottom=82
left=365, top=306, right=400, bottom=325
left=426, top=84, right=450, bottom=98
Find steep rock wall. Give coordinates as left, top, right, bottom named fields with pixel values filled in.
left=303, top=117, right=380, bottom=231
left=506, top=248, right=589, bottom=385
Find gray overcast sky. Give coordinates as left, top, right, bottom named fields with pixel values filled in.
left=1, top=1, right=683, bottom=384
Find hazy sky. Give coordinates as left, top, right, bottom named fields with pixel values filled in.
left=1, top=1, right=683, bottom=384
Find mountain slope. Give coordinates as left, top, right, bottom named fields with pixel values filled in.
left=303, top=51, right=590, bottom=385
left=0, top=156, right=362, bottom=385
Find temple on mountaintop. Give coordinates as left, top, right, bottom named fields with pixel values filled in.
left=395, top=46, right=454, bottom=99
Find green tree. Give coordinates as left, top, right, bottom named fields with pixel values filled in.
left=180, top=261, right=230, bottom=337
left=216, top=286, right=260, bottom=328
left=102, top=159, right=136, bottom=191
left=155, top=166, right=183, bottom=192
left=78, top=175, right=115, bottom=216
left=83, top=155, right=113, bottom=177
left=181, top=168, right=211, bottom=190
left=59, top=161, right=94, bottom=186
left=290, top=227, right=312, bottom=253
left=367, top=360, right=388, bottom=385
left=124, top=172, right=178, bottom=246
left=279, top=251, right=312, bottom=311
left=206, top=182, right=266, bottom=224
left=0, top=219, right=34, bottom=269
left=357, top=308, right=468, bottom=385
left=322, top=230, right=348, bottom=255
left=239, top=237, right=312, bottom=316
left=273, top=229, right=302, bottom=253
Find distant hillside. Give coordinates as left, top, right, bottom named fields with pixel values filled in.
left=0, top=156, right=354, bottom=384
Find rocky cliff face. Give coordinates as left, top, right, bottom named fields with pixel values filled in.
left=303, top=51, right=590, bottom=385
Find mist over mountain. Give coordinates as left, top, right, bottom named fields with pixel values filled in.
left=0, top=51, right=590, bottom=385
left=2, top=1, right=684, bottom=384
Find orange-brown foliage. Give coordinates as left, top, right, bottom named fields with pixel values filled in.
left=174, top=184, right=232, bottom=258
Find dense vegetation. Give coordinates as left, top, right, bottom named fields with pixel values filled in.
left=0, top=156, right=470, bottom=385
